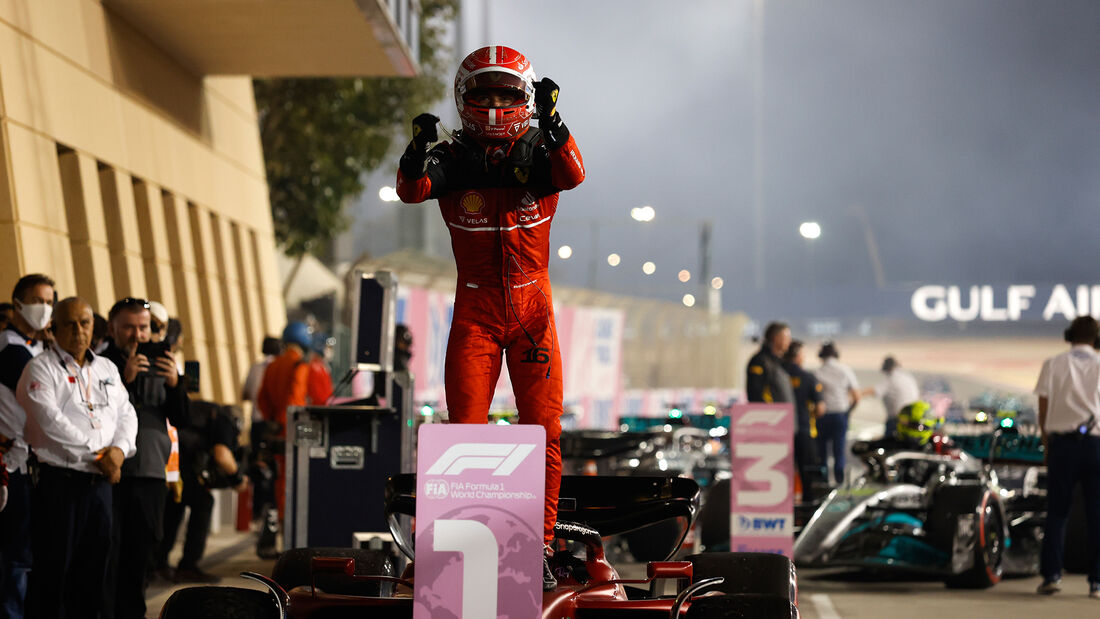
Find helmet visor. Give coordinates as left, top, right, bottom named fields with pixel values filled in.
left=460, top=71, right=529, bottom=107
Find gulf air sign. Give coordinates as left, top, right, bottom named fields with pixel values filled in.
left=911, top=284, right=1100, bottom=323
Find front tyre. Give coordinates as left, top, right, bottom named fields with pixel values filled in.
left=945, top=490, right=1005, bottom=589
left=685, top=594, right=798, bottom=619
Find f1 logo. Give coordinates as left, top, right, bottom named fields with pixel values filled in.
left=426, top=443, right=537, bottom=476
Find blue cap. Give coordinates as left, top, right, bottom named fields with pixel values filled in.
left=282, top=321, right=313, bottom=350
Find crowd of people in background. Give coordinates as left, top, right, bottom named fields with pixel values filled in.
left=748, top=318, right=1100, bottom=599
left=747, top=320, right=956, bottom=490
left=5, top=274, right=1095, bottom=611
left=0, top=271, right=337, bottom=618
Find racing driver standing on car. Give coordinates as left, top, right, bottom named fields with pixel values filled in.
left=396, top=45, right=584, bottom=590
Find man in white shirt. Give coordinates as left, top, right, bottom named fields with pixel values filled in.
left=813, top=342, right=861, bottom=485
left=1033, top=316, right=1100, bottom=598
left=16, top=297, right=137, bottom=618
left=862, top=356, right=921, bottom=438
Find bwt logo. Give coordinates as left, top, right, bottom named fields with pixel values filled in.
left=426, top=443, right=538, bottom=476
left=424, top=480, right=449, bottom=499
left=749, top=517, right=786, bottom=531
left=734, top=513, right=790, bottom=536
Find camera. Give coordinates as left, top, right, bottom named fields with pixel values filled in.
left=135, top=340, right=171, bottom=364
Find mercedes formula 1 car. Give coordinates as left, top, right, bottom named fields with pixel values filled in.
left=792, top=431, right=1045, bottom=588
left=161, top=475, right=800, bottom=618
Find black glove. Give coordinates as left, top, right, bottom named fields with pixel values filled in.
left=534, top=78, right=569, bottom=148
left=534, top=78, right=560, bottom=119
left=411, top=113, right=440, bottom=148
left=400, top=113, right=440, bottom=178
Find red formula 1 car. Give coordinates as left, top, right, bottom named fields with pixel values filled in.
left=161, top=475, right=799, bottom=618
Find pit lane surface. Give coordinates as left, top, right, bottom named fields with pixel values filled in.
left=156, top=530, right=1097, bottom=618
left=614, top=560, right=1095, bottom=619
left=795, top=569, right=1097, bottom=618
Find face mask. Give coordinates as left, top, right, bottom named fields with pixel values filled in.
left=17, top=301, right=52, bottom=332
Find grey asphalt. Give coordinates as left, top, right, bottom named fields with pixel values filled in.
left=150, top=529, right=1097, bottom=618
left=796, top=568, right=1098, bottom=619
left=146, top=528, right=276, bottom=616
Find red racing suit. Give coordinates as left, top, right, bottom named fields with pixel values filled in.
left=396, top=127, right=584, bottom=543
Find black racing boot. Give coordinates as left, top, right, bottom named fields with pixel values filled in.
left=256, top=504, right=280, bottom=559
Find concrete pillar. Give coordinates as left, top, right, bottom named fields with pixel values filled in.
left=250, top=231, right=286, bottom=337
left=58, top=149, right=116, bottom=313
left=1, top=123, right=77, bottom=295
left=188, top=202, right=233, bottom=403
left=162, top=192, right=214, bottom=401
left=0, top=121, right=24, bottom=287
left=210, top=213, right=250, bottom=393
left=132, top=178, right=178, bottom=313
left=98, top=165, right=146, bottom=299
left=231, top=221, right=266, bottom=358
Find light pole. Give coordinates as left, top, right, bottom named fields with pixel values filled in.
left=799, top=222, right=821, bottom=313
left=636, top=206, right=717, bottom=312
left=849, top=204, right=886, bottom=289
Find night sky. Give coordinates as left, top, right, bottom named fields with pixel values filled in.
left=357, top=0, right=1100, bottom=318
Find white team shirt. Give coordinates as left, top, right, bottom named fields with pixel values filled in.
left=0, top=329, right=43, bottom=472
left=17, top=345, right=137, bottom=474
left=815, top=358, right=861, bottom=413
left=875, top=369, right=921, bottom=417
left=242, top=356, right=274, bottom=421
left=1034, top=344, right=1100, bottom=436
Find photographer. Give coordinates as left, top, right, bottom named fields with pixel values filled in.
left=155, top=400, right=246, bottom=583
left=101, top=297, right=188, bottom=619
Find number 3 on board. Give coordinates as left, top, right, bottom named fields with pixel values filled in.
left=734, top=442, right=789, bottom=507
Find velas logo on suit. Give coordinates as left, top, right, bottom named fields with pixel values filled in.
left=460, top=192, right=485, bottom=214
left=426, top=443, right=537, bottom=476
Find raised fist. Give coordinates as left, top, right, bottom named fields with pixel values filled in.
left=534, top=78, right=560, bottom=119
left=412, top=113, right=440, bottom=147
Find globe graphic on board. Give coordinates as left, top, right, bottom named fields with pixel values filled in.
left=414, top=504, right=541, bottom=619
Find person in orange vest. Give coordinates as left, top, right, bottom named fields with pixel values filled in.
left=306, top=333, right=333, bottom=406
left=257, top=322, right=312, bottom=436
left=165, top=421, right=181, bottom=500
left=254, top=322, right=312, bottom=555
